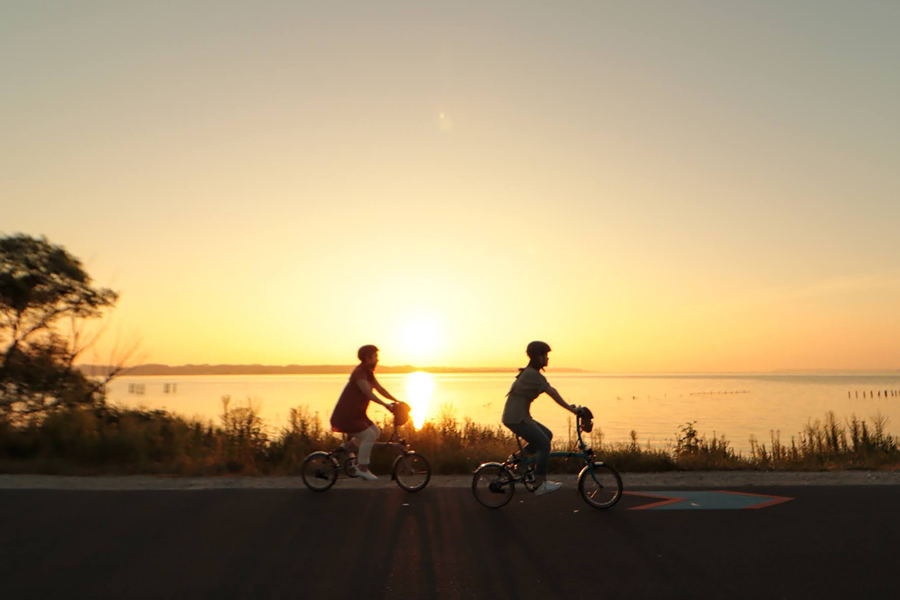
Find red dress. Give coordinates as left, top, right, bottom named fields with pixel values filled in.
left=330, top=363, right=377, bottom=433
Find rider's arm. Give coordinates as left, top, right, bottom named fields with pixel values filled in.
left=372, top=380, right=399, bottom=403
left=356, top=379, right=395, bottom=409
left=545, top=386, right=578, bottom=414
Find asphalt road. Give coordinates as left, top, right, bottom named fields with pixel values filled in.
left=1, top=484, right=898, bottom=599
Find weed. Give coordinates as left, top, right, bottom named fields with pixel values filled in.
left=0, top=403, right=898, bottom=475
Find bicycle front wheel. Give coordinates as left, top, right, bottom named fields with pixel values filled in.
left=472, top=462, right=515, bottom=508
left=301, top=451, right=339, bottom=492
left=577, top=462, right=623, bottom=509
left=393, top=452, right=431, bottom=492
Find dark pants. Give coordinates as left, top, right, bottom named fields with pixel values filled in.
left=506, top=418, right=553, bottom=477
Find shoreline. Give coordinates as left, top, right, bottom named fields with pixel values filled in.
left=2, top=470, right=899, bottom=490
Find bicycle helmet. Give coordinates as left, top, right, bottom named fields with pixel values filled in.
left=526, top=341, right=551, bottom=358
left=357, top=344, right=379, bottom=361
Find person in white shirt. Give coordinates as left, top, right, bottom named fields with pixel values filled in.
left=501, top=341, right=581, bottom=496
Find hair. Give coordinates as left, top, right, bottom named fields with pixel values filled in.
left=514, top=357, right=546, bottom=375
left=526, top=356, right=546, bottom=371
left=357, top=344, right=379, bottom=362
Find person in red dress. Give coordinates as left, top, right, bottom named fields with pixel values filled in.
left=330, top=344, right=401, bottom=481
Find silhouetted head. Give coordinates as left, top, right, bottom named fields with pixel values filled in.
left=525, top=340, right=551, bottom=370
left=358, top=344, right=379, bottom=362
left=526, top=341, right=551, bottom=359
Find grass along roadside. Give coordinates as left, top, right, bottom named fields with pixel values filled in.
left=1, top=398, right=899, bottom=476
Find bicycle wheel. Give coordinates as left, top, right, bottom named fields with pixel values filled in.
left=392, top=452, right=431, bottom=492
left=301, top=451, right=339, bottom=492
left=577, top=462, right=622, bottom=509
left=472, top=462, right=515, bottom=508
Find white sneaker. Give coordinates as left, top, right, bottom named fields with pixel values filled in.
left=534, top=480, right=562, bottom=496
left=357, top=468, right=378, bottom=481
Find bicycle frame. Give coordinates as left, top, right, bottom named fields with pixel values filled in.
left=340, top=418, right=410, bottom=455
left=336, top=418, right=417, bottom=480
left=473, top=411, right=622, bottom=508
left=511, top=416, right=596, bottom=470
left=303, top=413, right=432, bottom=492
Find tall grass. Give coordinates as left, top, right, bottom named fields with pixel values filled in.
left=0, top=401, right=898, bottom=475
left=748, top=411, right=900, bottom=470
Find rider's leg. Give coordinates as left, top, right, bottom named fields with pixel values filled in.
left=506, top=419, right=552, bottom=486
left=521, top=422, right=553, bottom=456
left=355, top=424, right=380, bottom=472
left=526, top=420, right=562, bottom=495
left=340, top=435, right=359, bottom=455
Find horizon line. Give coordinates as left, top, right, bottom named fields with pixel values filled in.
left=77, top=363, right=900, bottom=376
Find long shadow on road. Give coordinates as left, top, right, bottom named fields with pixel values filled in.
left=1, top=485, right=898, bottom=599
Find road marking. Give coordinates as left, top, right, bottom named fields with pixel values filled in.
left=626, top=490, right=794, bottom=510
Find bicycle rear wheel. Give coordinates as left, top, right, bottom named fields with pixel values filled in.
left=301, top=451, right=339, bottom=492
left=577, top=462, right=622, bottom=509
left=392, top=452, right=431, bottom=492
left=472, top=462, right=515, bottom=508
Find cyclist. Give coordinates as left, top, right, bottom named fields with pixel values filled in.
left=330, top=344, right=401, bottom=481
left=502, top=341, right=580, bottom=496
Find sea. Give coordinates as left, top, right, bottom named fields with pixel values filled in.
left=105, top=371, right=900, bottom=454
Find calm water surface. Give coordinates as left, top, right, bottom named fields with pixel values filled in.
left=106, top=372, right=900, bottom=453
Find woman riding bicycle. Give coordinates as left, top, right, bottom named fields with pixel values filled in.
left=502, top=341, right=580, bottom=496
left=330, top=344, right=401, bottom=481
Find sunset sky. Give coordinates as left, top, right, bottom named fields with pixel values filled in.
left=3, top=1, right=899, bottom=372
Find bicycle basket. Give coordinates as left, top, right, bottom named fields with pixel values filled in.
left=393, top=401, right=412, bottom=427
left=579, top=407, right=594, bottom=433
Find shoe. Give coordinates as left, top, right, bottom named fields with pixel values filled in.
left=356, top=468, right=378, bottom=481
left=534, top=480, right=562, bottom=496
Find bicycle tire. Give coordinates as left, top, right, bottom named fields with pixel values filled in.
left=472, top=462, right=515, bottom=508
left=392, top=452, right=431, bottom=492
left=301, top=451, right=339, bottom=492
left=577, top=462, right=622, bottom=509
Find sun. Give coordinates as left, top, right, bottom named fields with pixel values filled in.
left=400, top=316, right=440, bottom=364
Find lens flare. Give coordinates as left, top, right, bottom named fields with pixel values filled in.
left=405, top=371, right=434, bottom=429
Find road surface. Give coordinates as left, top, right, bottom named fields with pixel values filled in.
left=1, top=478, right=898, bottom=599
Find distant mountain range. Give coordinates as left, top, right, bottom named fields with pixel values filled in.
left=77, top=363, right=588, bottom=376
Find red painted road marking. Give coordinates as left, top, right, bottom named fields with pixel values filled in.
left=626, top=491, right=689, bottom=510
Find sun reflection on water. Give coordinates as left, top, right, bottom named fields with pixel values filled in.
left=405, top=371, right=434, bottom=429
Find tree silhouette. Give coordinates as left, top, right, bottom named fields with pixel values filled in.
left=0, top=234, right=119, bottom=420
